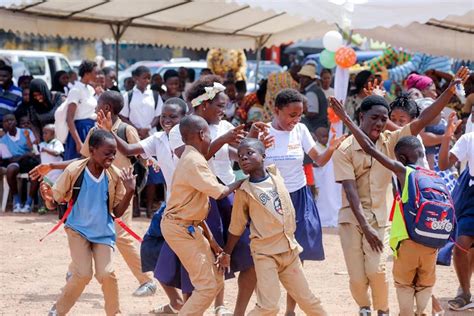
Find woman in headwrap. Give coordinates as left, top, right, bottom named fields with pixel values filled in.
left=51, top=70, right=69, bottom=95
left=29, top=78, right=65, bottom=131
left=344, top=70, right=374, bottom=121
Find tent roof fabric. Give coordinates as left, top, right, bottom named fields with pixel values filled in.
left=0, top=0, right=472, bottom=58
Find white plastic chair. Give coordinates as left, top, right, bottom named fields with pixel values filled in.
left=1, top=172, right=31, bottom=212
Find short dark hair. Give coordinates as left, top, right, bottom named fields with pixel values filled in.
left=275, top=88, right=304, bottom=109
left=132, top=66, right=150, bottom=77
left=179, top=115, right=208, bottom=142
left=89, top=129, right=115, bottom=148
left=163, top=69, right=179, bottom=82
left=164, top=97, right=188, bottom=116
left=98, top=91, right=124, bottom=115
left=394, top=135, right=423, bottom=156
left=321, top=68, right=332, bottom=76
left=223, top=80, right=236, bottom=87
left=238, top=138, right=265, bottom=155
left=187, top=68, right=196, bottom=82
left=0, top=65, right=13, bottom=75
left=102, top=67, right=114, bottom=76
left=235, top=80, right=247, bottom=93
left=78, top=60, right=97, bottom=77
left=360, top=95, right=390, bottom=113
left=186, top=75, right=223, bottom=103
left=390, top=92, right=420, bottom=119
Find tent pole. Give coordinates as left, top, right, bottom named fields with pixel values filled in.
left=254, top=37, right=263, bottom=89
left=115, top=32, right=119, bottom=75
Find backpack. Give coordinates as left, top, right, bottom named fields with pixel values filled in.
left=402, top=166, right=455, bottom=249
left=127, top=89, right=160, bottom=114
left=116, top=122, right=148, bottom=193
left=54, top=99, right=69, bottom=143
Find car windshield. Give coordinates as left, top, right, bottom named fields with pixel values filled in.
left=18, top=56, right=46, bottom=76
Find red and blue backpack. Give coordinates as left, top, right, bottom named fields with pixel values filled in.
left=401, top=166, right=455, bottom=249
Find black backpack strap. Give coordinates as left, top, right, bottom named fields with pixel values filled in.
left=152, top=90, right=159, bottom=110
left=116, top=121, right=128, bottom=143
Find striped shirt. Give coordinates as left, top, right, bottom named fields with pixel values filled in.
left=0, top=84, right=22, bottom=121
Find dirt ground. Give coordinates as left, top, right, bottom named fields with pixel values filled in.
left=0, top=212, right=471, bottom=315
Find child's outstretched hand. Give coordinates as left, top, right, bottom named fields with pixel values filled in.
left=328, top=97, right=349, bottom=121
left=329, top=133, right=348, bottom=150
left=120, top=167, right=136, bottom=193
left=97, top=110, right=113, bottom=132
left=40, top=182, right=56, bottom=210
left=248, top=121, right=268, bottom=138
left=363, top=78, right=386, bottom=98
left=445, top=112, right=461, bottom=138
left=223, top=124, right=247, bottom=147
left=447, top=66, right=470, bottom=93
left=215, top=252, right=231, bottom=274
left=29, top=163, right=52, bottom=181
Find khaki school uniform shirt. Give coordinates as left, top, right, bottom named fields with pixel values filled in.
left=52, top=158, right=125, bottom=214
left=81, top=118, right=140, bottom=170
left=333, top=124, right=412, bottom=227
left=229, top=165, right=302, bottom=255
left=164, top=145, right=226, bottom=221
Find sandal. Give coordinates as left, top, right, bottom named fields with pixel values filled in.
left=150, top=304, right=178, bottom=315
left=448, top=294, right=474, bottom=311
left=215, top=305, right=233, bottom=316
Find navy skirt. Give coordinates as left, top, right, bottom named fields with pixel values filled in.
left=140, top=203, right=166, bottom=273
left=155, top=194, right=253, bottom=293
left=64, top=118, right=95, bottom=160
left=147, top=167, right=165, bottom=185
left=290, top=185, right=325, bottom=261
left=453, top=167, right=474, bottom=238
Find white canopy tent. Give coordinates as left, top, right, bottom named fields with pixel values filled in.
left=236, top=0, right=474, bottom=60
left=0, top=0, right=472, bottom=72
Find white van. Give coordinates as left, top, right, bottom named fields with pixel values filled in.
left=0, top=50, right=72, bottom=88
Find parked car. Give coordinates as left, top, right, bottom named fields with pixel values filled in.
left=246, top=60, right=284, bottom=91
left=0, top=50, right=72, bottom=88
left=70, top=59, right=126, bottom=73
left=155, top=60, right=208, bottom=79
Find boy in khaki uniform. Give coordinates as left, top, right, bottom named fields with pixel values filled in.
left=160, top=115, right=244, bottom=315
left=330, top=98, right=442, bottom=315
left=40, top=130, right=136, bottom=315
left=221, top=138, right=327, bottom=316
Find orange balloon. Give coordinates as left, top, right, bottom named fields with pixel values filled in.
left=335, top=47, right=357, bottom=69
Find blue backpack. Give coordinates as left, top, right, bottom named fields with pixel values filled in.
left=402, top=166, right=455, bottom=249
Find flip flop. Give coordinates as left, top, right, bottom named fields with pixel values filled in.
left=150, top=304, right=178, bottom=315
left=448, top=294, right=474, bottom=311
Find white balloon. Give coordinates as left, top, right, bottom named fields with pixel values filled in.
left=323, top=31, right=343, bottom=52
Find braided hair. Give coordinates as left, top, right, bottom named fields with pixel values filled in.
left=390, top=92, right=420, bottom=119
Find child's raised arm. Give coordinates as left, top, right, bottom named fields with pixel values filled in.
left=329, top=97, right=405, bottom=181
left=438, top=112, right=461, bottom=171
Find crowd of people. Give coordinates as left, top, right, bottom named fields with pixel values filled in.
left=0, top=54, right=473, bottom=315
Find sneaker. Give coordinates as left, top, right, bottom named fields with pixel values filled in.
left=20, top=204, right=32, bottom=213
left=38, top=207, right=48, bottom=215
left=132, top=281, right=156, bottom=297
left=359, top=307, right=372, bottom=316
left=13, top=203, right=22, bottom=213
left=48, top=304, right=58, bottom=316
left=215, top=306, right=233, bottom=316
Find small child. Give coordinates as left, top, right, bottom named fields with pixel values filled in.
left=221, top=138, right=327, bottom=315
left=0, top=114, right=39, bottom=213
left=160, top=115, right=244, bottom=315
left=40, top=129, right=136, bottom=315
left=331, top=98, right=442, bottom=316
left=38, top=124, right=64, bottom=183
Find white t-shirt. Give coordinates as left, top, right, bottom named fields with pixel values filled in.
left=66, top=81, right=97, bottom=120
left=139, top=131, right=178, bottom=200
left=120, top=87, right=163, bottom=131
left=265, top=123, right=316, bottom=193
left=323, top=87, right=335, bottom=98
left=39, top=139, right=64, bottom=182
left=169, top=119, right=236, bottom=185
left=450, top=132, right=474, bottom=177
